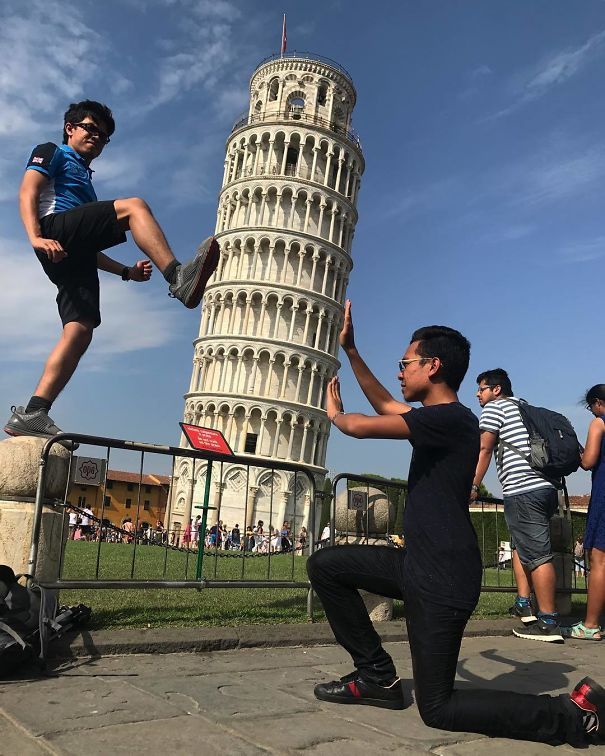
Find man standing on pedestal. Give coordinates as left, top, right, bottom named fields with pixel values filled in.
left=4, top=100, right=220, bottom=441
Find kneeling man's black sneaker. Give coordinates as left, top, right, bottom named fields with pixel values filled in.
left=314, top=671, right=405, bottom=710
left=512, top=617, right=563, bottom=643
left=570, top=676, right=605, bottom=738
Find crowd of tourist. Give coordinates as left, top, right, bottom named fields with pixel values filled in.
left=171, top=519, right=309, bottom=554
left=66, top=509, right=311, bottom=555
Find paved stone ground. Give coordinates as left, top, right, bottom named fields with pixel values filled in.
left=1, top=634, right=604, bottom=755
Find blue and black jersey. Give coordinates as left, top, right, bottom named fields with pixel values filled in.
left=26, top=143, right=97, bottom=218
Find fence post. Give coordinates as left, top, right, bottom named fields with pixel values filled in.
left=551, top=485, right=573, bottom=616
left=195, top=460, right=214, bottom=581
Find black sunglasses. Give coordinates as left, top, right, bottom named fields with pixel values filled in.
left=71, top=122, right=111, bottom=144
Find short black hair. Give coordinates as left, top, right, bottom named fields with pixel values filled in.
left=476, top=368, right=513, bottom=397
left=410, top=325, right=470, bottom=391
left=63, top=100, right=115, bottom=144
left=585, top=384, right=605, bottom=405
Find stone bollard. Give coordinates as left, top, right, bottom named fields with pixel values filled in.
left=550, top=491, right=573, bottom=617
left=0, top=437, right=71, bottom=582
left=334, top=485, right=397, bottom=622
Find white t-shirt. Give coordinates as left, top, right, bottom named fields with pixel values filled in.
left=81, top=508, right=93, bottom=526
left=69, top=512, right=77, bottom=526
left=479, top=398, right=554, bottom=496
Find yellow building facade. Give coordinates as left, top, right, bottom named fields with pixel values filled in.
left=68, top=470, right=169, bottom=528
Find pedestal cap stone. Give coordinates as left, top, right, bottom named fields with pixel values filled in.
left=0, top=436, right=71, bottom=499
left=334, top=485, right=396, bottom=536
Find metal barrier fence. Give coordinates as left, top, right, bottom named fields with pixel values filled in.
left=29, top=449, right=590, bottom=623
left=330, top=473, right=589, bottom=595
left=29, top=434, right=317, bottom=610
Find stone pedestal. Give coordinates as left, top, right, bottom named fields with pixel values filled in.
left=334, top=486, right=397, bottom=621
left=0, top=437, right=70, bottom=581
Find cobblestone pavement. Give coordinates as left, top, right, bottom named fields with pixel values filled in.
left=1, top=634, right=604, bottom=755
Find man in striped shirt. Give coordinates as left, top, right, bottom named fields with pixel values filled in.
left=471, top=368, right=562, bottom=643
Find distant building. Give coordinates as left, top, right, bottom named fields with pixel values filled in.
left=68, top=469, right=170, bottom=528
left=568, top=495, right=590, bottom=511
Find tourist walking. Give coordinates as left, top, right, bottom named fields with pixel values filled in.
left=471, top=369, right=562, bottom=642
left=563, top=385, right=605, bottom=641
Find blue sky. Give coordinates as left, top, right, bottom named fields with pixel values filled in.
left=0, top=0, right=603, bottom=495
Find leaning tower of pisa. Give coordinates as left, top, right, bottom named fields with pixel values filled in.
left=169, top=51, right=364, bottom=536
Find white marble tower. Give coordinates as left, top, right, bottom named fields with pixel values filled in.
left=169, top=51, right=364, bottom=536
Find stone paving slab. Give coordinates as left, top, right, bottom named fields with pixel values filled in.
left=44, top=716, right=269, bottom=756
left=0, top=712, right=52, bottom=755
left=0, top=675, right=184, bottom=736
left=2, top=635, right=605, bottom=754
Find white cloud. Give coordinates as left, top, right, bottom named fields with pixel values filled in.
left=487, top=29, right=605, bottom=120
left=506, top=143, right=605, bottom=209
left=556, top=235, right=605, bottom=263
left=380, top=178, right=459, bottom=223
left=0, top=239, right=180, bottom=364
left=92, top=148, right=151, bottom=193
left=458, top=64, right=493, bottom=100
left=0, top=1, right=131, bottom=137
left=142, top=0, right=243, bottom=112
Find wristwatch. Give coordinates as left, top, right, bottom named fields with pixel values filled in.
left=121, top=266, right=130, bottom=281
left=471, top=484, right=480, bottom=493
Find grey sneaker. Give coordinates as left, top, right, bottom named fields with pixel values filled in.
left=168, top=236, right=220, bottom=308
left=4, top=406, right=78, bottom=450
left=509, top=601, right=537, bottom=624
left=513, top=618, right=564, bottom=643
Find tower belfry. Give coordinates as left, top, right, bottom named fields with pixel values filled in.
left=170, top=50, right=364, bottom=534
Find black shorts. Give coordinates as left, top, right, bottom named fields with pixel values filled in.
left=37, top=200, right=126, bottom=328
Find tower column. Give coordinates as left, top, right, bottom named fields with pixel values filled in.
left=288, top=305, right=299, bottom=341
left=324, top=150, right=334, bottom=187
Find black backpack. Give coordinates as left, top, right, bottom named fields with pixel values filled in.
left=0, top=565, right=91, bottom=677
left=497, top=399, right=582, bottom=486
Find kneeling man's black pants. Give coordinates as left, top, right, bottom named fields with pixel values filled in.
left=307, top=545, right=584, bottom=746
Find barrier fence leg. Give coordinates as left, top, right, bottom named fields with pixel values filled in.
left=195, top=460, right=214, bottom=582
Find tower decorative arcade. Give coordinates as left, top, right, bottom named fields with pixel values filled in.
left=169, top=52, right=364, bottom=535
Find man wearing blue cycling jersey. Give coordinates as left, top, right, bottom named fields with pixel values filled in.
left=4, top=100, right=220, bottom=441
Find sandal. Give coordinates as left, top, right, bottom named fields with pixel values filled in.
left=561, top=622, right=602, bottom=641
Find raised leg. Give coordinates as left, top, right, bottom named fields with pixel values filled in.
left=114, top=197, right=175, bottom=273
left=34, top=320, right=94, bottom=402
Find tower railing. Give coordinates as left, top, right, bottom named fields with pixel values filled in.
left=230, top=110, right=362, bottom=152
left=253, top=51, right=353, bottom=80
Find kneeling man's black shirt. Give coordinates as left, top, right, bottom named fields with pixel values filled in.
left=403, top=402, right=482, bottom=611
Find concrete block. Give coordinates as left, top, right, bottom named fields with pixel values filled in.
left=0, top=499, right=68, bottom=580
left=334, top=485, right=395, bottom=535
left=0, top=436, right=70, bottom=580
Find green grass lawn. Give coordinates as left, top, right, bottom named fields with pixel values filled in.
left=58, top=542, right=588, bottom=630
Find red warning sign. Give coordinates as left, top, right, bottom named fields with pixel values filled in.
left=179, top=423, right=234, bottom=456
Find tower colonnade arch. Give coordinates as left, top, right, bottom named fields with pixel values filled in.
left=207, top=233, right=352, bottom=302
